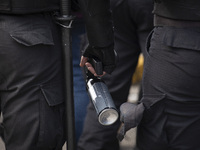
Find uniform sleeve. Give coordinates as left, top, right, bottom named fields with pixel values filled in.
left=77, top=0, right=114, bottom=48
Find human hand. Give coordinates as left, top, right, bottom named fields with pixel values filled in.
left=80, top=44, right=117, bottom=75
left=80, top=56, right=106, bottom=77
left=117, top=102, right=145, bottom=141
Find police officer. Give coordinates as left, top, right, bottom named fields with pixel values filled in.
left=120, top=0, right=200, bottom=150
left=0, top=0, right=115, bottom=150
left=77, top=0, right=153, bottom=149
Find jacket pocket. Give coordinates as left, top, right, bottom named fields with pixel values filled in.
left=0, top=0, right=11, bottom=11
left=144, top=29, right=154, bottom=57
left=10, top=27, right=54, bottom=46
left=37, top=81, right=65, bottom=149
left=140, top=94, right=166, bottom=123
left=162, top=28, right=200, bottom=51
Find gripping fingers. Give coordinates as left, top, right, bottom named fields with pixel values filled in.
left=80, top=56, right=88, bottom=67
left=85, top=62, right=97, bottom=76
left=80, top=56, right=106, bottom=76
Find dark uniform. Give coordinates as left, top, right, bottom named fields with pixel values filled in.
left=77, top=0, right=153, bottom=149
left=136, top=0, right=200, bottom=150
left=0, top=0, right=115, bottom=150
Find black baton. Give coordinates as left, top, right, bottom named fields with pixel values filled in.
left=56, top=0, right=76, bottom=149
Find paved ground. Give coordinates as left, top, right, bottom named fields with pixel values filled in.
left=0, top=84, right=140, bottom=150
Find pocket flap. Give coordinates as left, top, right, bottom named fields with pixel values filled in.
left=10, top=28, right=54, bottom=46
left=40, top=82, right=64, bottom=106
left=163, top=28, right=200, bottom=51
left=0, top=0, right=11, bottom=11
left=141, top=94, right=166, bottom=109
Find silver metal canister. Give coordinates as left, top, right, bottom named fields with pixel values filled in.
left=87, top=78, right=119, bottom=125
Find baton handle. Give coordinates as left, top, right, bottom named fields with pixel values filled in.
left=60, top=0, right=71, bottom=15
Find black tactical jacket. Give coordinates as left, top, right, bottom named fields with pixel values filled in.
left=154, top=0, right=200, bottom=21
left=0, top=0, right=114, bottom=48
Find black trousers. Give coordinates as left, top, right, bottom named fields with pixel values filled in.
left=77, top=0, right=153, bottom=149
left=137, top=100, right=200, bottom=150
left=0, top=14, right=65, bottom=150
left=137, top=26, right=200, bottom=150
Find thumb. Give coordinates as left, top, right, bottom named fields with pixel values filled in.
left=80, top=56, right=88, bottom=67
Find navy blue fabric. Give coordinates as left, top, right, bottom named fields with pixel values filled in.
left=71, top=18, right=90, bottom=144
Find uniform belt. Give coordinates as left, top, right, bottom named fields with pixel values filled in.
left=154, top=15, right=200, bottom=28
